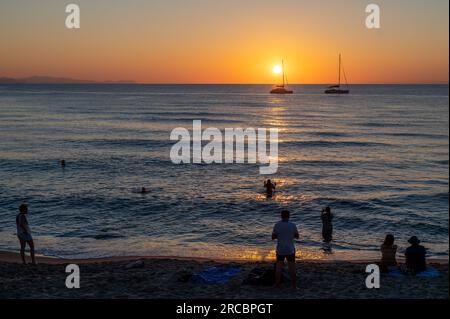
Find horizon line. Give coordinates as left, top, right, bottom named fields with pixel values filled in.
left=0, top=75, right=449, bottom=85
left=1, top=82, right=449, bottom=86
left=2, top=82, right=449, bottom=85
left=104, top=82, right=450, bottom=85
left=1, top=75, right=448, bottom=86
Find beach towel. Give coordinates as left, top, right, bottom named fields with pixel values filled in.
left=386, top=267, right=441, bottom=278
left=192, top=266, right=241, bottom=284
left=415, top=267, right=441, bottom=278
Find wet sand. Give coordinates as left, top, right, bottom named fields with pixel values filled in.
left=0, top=251, right=448, bottom=299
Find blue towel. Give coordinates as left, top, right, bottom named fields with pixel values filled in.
left=386, top=267, right=441, bottom=278
left=416, top=267, right=441, bottom=278
left=193, top=266, right=241, bottom=284
left=386, top=269, right=404, bottom=277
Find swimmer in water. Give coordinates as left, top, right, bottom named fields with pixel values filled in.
left=60, top=160, right=66, bottom=168
left=140, top=187, right=147, bottom=194
left=264, top=179, right=276, bottom=198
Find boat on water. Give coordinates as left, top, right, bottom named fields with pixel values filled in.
left=325, top=54, right=349, bottom=94
left=270, top=60, right=293, bottom=94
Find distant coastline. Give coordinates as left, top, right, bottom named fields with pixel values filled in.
left=0, top=76, right=136, bottom=85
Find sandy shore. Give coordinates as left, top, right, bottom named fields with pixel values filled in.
left=0, top=251, right=448, bottom=299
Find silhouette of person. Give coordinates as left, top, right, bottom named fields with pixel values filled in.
left=379, top=234, right=398, bottom=273
left=264, top=179, right=276, bottom=198
left=16, top=204, right=36, bottom=265
left=321, top=207, right=333, bottom=243
left=272, top=210, right=299, bottom=289
left=405, top=236, right=427, bottom=274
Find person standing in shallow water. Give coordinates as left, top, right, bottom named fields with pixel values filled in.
left=321, top=207, right=333, bottom=243
left=272, top=210, right=299, bottom=289
left=16, top=204, right=36, bottom=265
left=264, top=179, right=276, bottom=198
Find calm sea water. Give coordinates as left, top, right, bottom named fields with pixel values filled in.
left=0, top=84, right=448, bottom=260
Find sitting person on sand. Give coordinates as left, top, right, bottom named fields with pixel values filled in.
left=404, top=236, right=427, bottom=274
left=272, top=210, right=299, bottom=289
left=379, top=234, right=397, bottom=273
left=264, top=179, right=276, bottom=198
left=16, top=204, right=36, bottom=265
left=321, top=207, right=333, bottom=243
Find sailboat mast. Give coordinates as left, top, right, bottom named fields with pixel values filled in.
left=338, top=54, right=341, bottom=87
left=282, top=59, right=285, bottom=87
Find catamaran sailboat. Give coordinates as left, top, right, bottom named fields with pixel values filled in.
left=270, top=60, right=293, bottom=94
left=325, top=54, right=349, bottom=94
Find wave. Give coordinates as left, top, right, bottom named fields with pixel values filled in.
left=372, top=192, right=449, bottom=207
left=380, top=132, right=449, bottom=139
left=358, top=122, right=418, bottom=128
left=81, top=234, right=126, bottom=240
left=430, top=159, right=449, bottom=166
left=308, top=132, right=352, bottom=138
left=58, top=138, right=393, bottom=152
left=287, top=160, right=365, bottom=168
left=279, top=140, right=392, bottom=148
left=66, top=138, right=171, bottom=149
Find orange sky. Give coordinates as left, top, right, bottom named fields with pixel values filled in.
left=0, top=0, right=448, bottom=84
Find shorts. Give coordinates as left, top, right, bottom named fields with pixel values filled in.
left=18, top=233, right=33, bottom=242
left=276, top=253, right=295, bottom=262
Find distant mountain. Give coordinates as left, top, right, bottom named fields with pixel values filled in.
left=0, top=76, right=136, bottom=84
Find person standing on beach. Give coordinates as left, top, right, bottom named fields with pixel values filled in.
left=321, top=207, right=333, bottom=243
left=16, top=204, right=36, bottom=265
left=272, top=210, right=299, bottom=288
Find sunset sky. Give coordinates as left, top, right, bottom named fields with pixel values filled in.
left=0, top=0, right=448, bottom=84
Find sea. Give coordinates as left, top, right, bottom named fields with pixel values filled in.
left=0, top=84, right=448, bottom=261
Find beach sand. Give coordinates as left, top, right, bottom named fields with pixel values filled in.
left=0, top=251, right=448, bottom=299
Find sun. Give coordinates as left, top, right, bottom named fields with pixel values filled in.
left=273, top=65, right=282, bottom=74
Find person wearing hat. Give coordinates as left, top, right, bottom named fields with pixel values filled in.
left=405, top=236, right=427, bottom=274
